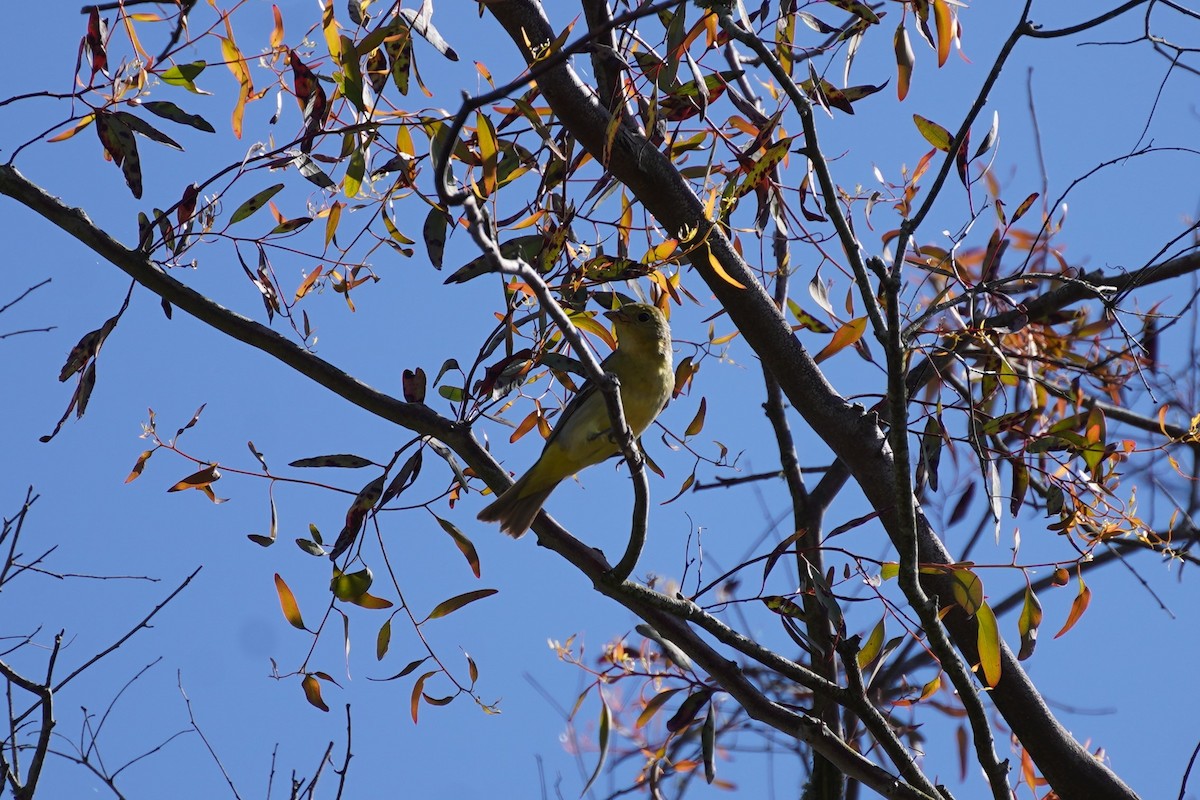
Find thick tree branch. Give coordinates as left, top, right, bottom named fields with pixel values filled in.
left=478, top=2, right=1139, bottom=796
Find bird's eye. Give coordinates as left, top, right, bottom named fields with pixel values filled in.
left=637, top=311, right=651, bottom=322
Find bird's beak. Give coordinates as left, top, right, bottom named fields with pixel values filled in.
left=603, top=308, right=626, bottom=323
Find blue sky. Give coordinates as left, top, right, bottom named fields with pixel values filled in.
left=3, top=2, right=1200, bottom=798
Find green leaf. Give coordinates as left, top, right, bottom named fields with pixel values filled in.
left=580, top=695, right=610, bottom=797
left=437, top=385, right=464, bottom=402
left=229, top=184, right=285, bottom=224
left=376, top=619, right=392, bottom=661
left=159, top=60, right=210, bottom=93
left=331, top=567, right=373, bottom=601
left=344, top=146, right=366, bottom=198
left=425, top=588, right=497, bottom=620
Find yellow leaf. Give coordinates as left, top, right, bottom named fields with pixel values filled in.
left=706, top=245, right=746, bottom=289
left=948, top=567, right=984, bottom=615
left=476, top=111, right=498, bottom=195
left=913, top=114, right=952, bottom=151
left=322, top=1, right=341, bottom=61
left=324, top=201, right=342, bottom=247
left=47, top=114, right=95, bottom=143
left=975, top=602, right=1001, bottom=687
left=571, top=312, right=617, bottom=351
left=856, top=616, right=885, bottom=669
left=933, top=0, right=953, bottom=67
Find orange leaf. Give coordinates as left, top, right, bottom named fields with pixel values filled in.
left=125, top=449, right=154, bottom=483
left=1053, top=579, right=1091, bottom=639
left=301, top=674, right=329, bottom=711
left=270, top=4, right=285, bottom=51
left=509, top=408, right=542, bottom=444
left=47, top=114, right=96, bottom=143
left=167, top=463, right=220, bottom=492
left=295, top=265, right=323, bottom=300
left=411, top=670, right=437, bottom=723
left=813, top=317, right=867, bottom=364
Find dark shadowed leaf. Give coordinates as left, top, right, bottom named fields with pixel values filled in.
left=666, top=688, right=715, bottom=732
left=435, top=515, right=481, bottom=578
left=423, top=207, right=449, bottom=269
left=381, top=449, right=424, bottom=506
left=112, top=111, right=183, bottom=149
left=142, top=100, right=216, bottom=133
left=289, top=453, right=374, bottom=468
left=402, top=367, right=427, bottom=403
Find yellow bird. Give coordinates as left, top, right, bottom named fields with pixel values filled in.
left=478, top=303, right=674, bottom=537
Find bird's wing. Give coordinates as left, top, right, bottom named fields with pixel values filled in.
left=542, top=352, right=615, bottom=449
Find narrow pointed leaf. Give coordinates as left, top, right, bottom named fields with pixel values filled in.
left=425, top=588, right=497, bottom=620
left=275, top=573, right=306, bottom=630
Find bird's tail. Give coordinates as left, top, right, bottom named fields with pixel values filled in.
left=477, top=476, right=557, bottom=538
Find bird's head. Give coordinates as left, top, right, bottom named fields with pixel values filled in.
left=604, top=302, right=672, bottom=355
